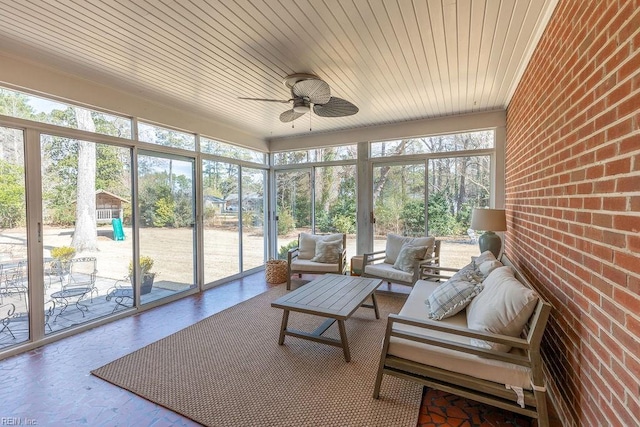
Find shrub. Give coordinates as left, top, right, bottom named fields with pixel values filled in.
left=277, top=208, right=295, bottom=235
left=278, top=240, right=298, bottom=259
left=129, top=255, right=154, bottom=276
left=51, top=246, right=76, bottom=261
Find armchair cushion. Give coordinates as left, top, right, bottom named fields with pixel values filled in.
left=384, top=234, right=435, bottom=264
left=364, top=262, right=413, bottom=283
left=289, top=259, right=341, bottom=273
left=467, top=266, right=538, bottom=352
left=298, top=232, right=343, bottom=260
left=311, top=239, right=343, bottom=263
left=392, top=243, right=428, bottom=273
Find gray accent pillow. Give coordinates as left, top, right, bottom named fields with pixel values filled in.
left=384, top=234, right=435, bottom=264
left=392, top=244, right=428, bottom=273
left=425, top=274, right=484, bottom=320
left=310, top=239, right=343, bottom=263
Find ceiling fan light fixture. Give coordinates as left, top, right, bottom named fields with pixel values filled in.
left=292, top=98, right=310, bottom=113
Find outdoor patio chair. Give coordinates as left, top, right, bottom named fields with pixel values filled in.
left=0, top=303, right=16, bottom=339
left=362, top=234, right=440, bottom=288
left=0, top=261, right=28, bottom=302
left=105, top=278, right=134, bottom=313
left=286, top=232, right=347, bottom=290
left=64, top=257, right=99, bottom=302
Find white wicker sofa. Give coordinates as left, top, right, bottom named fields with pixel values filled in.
left=373, top=252, right=552, bottom=426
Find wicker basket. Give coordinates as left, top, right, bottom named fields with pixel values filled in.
left=265, top=259, right=288, bottom=284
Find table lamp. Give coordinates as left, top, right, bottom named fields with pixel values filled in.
left=470, top=208, right=507, bottom=258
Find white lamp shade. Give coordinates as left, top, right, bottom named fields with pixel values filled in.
left=470, top=208, right=507, bottom=231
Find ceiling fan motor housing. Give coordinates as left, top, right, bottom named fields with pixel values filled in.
left=292, top=97, right=310, bottom=113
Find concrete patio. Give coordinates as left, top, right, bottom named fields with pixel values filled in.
left=0, top=275, right=193, bottom=349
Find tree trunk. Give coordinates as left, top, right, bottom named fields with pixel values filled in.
left=71, top=108, right=98, bottom=252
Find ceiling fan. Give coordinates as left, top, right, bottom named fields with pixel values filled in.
left=239, top=73, right=359, bottom=123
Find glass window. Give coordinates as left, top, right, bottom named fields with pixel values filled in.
left=137, top=122, right=195, bottom=151
left=371, top=130, right=494, bottom=157
left=0, top=87, right=132, bottom=138
left=428, top=155, right=491, bottom=268
left=314, top=164, right=357, bottom=259
left=201, top=137, right=266, bottom=164
left=273, top=145, right=357, bottom=165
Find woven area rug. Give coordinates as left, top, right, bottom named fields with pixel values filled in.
left=92, top=285, right=421, bottom=426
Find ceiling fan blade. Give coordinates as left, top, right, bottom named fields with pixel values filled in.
left=279, top=109, right=307, bottom=122
left=292, top=79, right=331, bottom=104
left=238, top=97, right=291, bottom=104
left=313, top=97, right=359, bottom=117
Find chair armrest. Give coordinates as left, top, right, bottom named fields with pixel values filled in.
left=287, top=247, right=299, bottom=263
left=363, top=250, right=386, bottom=266
left=338, top=248, right=348, bottom=274
left=386, top=314, right=531, bottom=366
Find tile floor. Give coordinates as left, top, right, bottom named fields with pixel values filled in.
left=0, top=273, right=552, bottom=426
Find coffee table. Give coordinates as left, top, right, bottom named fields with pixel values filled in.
left=271, top=274, right=382, bottom=362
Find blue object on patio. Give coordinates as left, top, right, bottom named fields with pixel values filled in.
left=112, top=218, right=125, bottom=241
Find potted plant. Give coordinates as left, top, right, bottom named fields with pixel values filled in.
left=50, top=246, right=76, bottom=275
left=129, top=255, right=156, bottom=295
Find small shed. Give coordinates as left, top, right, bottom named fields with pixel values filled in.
left=95, top=190, right=129, bottom=224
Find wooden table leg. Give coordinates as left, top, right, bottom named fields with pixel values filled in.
left=278, top=309, right=289, bottom=345
left=337, top=320, right=351, bottom=362
left=371, top=293, right=380, bottom=319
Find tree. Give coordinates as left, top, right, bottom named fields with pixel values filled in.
left=71, top=108, right=98, bottom=252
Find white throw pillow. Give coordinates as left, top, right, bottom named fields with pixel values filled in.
left=426, top=278, right=483, bottom=320
left=445, top=252, right=500, bottom=284
left=298, top=233, right=342, bottom=260
left=466, top=266, right=538, bottom=352
left=311, top=239, right=343, bottom=263
left=384, top=234, right=435, bottom=264
left=479, top=260, right=502, bottom=276
left=392, top=243, right=428, bottom=273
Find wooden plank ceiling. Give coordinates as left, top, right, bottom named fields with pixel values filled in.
left=0, top=0, right=556, bottom=142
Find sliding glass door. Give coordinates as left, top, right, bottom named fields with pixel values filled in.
left=0, top=127, right=28, bottom=349
left=137, top=152, right=196, bottom=304
left=40, top=134, right=134, bottom=331
left=241, top=167, right=267, bottom=271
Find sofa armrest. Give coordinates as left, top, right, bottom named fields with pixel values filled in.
left=420, top=264, right=459, bottom=280
left=386, top=314, right=531, bottom=366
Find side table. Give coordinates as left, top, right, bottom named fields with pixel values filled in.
left=350, top=255, right=363, bottom=276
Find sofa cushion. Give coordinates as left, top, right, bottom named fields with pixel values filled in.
left=426, top=277, right=483, bottom=320
left=392, top=243, right=428, bottom=273
left=466, top=266, right=538, bottom=352
left=388, top=279, right=533, bottom=390
left=384, top=234, right=435, bottom=264
left=311, top=239, right=343, bottom=263
left=298, top=233, right=343, bottom=260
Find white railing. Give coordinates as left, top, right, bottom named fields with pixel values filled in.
left=96, top=209, right=122, bottom=223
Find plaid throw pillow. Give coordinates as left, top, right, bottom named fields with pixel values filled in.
left=425, top=278, right=484, bottom=320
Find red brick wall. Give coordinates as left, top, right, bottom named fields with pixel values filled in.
left=505, top=0, right=639, bottom=426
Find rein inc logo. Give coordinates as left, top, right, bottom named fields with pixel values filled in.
left=1, top=419, right=37, bottom=425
